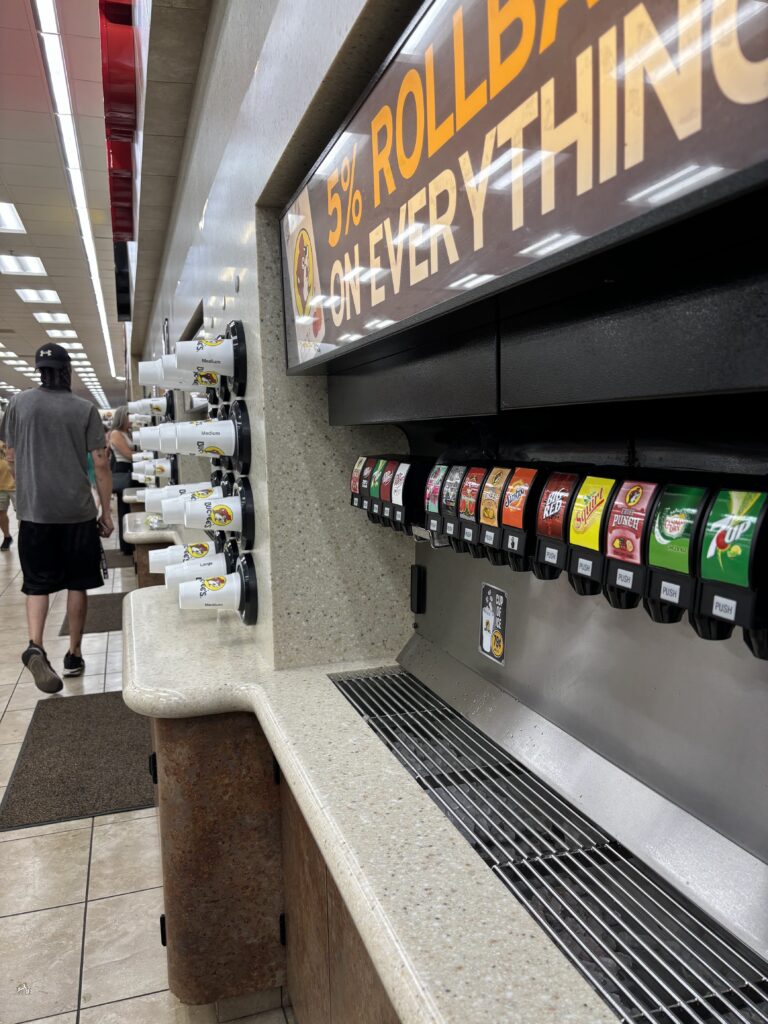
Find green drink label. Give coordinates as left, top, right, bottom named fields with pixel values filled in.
left=647, top=484, right=707, bottom=574
left=369, top=458, right=388, bottom=499
left=700, top=490, right=766, bottom=588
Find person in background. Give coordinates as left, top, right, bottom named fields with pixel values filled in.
left=0, top=344, right=114, bottom=693
left=109, top=405, right=134, bottom=555
left=0, top=438, right=16, bottom=551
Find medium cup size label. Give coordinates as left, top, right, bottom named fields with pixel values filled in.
left=502, top=467, right=537, bottom=530
left=569, top=475, right=614, bottom=551
left=480, top=467, right=512, bottom=528
left=379, top=460, right=399, bottom=502
left=606, top=481, right=658, bottom=564
left=350, top=456, right=367, bottom=494
left=479, top=582, right=507, bottom=666
left=441, top=466, right=467, bottom=516
left=537, top=472, right=578, bottom=540
left=459, top=467, right=486, bottom=521
left=700, top=490, right=766, bottom=589
left=391, top=463, right=410, bottom=505
left=648, top=484, right=706, bottom=574
left=369, top=458, right=388, bottom=498
left=424, top=464, right=449, bottom=513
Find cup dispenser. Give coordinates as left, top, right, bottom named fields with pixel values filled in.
left=566, top=475, right=618, bottom=596
left=532, top=471, right=580, bottom=580
left=138, top=357, right=221, bottom=392
left=149, top=538, right=220, bottom=573
left=603, top=481, right=660, bottom=609
left=134, top=402, right=251, bottom=474
left=499, top=467, right=543, bottom=571
left=144, top=480, right=216, bottom=514
left=162, top=486, right=224, bottom=524
left=644, top=484, right=709, bottom=622
left=165, top=539, right=239, bottom=589
left=183, top=477, right=255, bottom=551
left=128, top=396, right=169, bottom=417
left=175, top=320, right=247, bottom=399
left=177, top=552, right=258, bottom=625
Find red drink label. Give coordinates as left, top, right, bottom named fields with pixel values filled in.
left=459, top=467, right=487, bottom=521
left=606, top=481, right=658, bottom=564
left=379, top=460, right=399, bottom=502
left=502, top=468, right=538, bottom=530
left=537, top=472, right=578, bottom=539
left=350, top=456, right=367, bottom=494
left=359, top=457, right=377, bottom=494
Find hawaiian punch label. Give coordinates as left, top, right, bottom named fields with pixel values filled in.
left=441, top=466, right=467, bottom=515
left=502, top=468, right=537, bottom=530
left=647, top=484, right=707, bottom=574
left=700, top=490, right=766, bottom=588
left=379, top=461, right=399, bottom=502
left=459, top=468, right=487, bottom=521
left=369, top=459, right=388, bottom=499
left=480, top=467, right=512, bottom=527
left=537, top=472, right=578, bottom=539
left=569, top=476, right=615, bottom=551
left=350, top=456, right=367, bottom=494
left=606, top=481, right=658, bottom=564
left=424, top=464, right=449, bottom=513
left=391, top=463, right=410, bottom=505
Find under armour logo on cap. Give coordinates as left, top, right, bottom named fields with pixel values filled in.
left=40, top=349, right=52, bottom=357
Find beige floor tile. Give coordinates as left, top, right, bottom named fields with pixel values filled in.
left=80, top=887, right=167, bottom=1008
left=80, top=989, right=217, bottom=1023
left=21, top=1016, right=77, bottom=1024
left=0, top=665, right=22, bottom=688
left=0, top=743, right=21, bottom=786
left=105, top=652, right=123, bottom=673
left=0, top=903, right=83, bottom=1023
left=216, top=988, right=282, bottom=1020
left=0, top=827, right=91, bottom=917
left=7, top=673, right=104, bottom=711
left=104, top=672, right=123, bottom=692
left=94, top=807, right=156, bottom=827
left=0, top=708, right=33, bottom=745
left=0, top=682, right=14, bottom=713
left=81, top=634, right=110, bottom=653
left=89, top=815, right=162, bottom=900
left=0, top=816, right=91, bottom=844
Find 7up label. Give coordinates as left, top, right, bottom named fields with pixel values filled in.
left=701, top=490, right=766, bottom=589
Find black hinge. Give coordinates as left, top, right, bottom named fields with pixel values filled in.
left=279, top=912, right=286, bottom=946
left=273, top=757, right=281, bottom=785
left=148, top=752, right=158, bottom=785
left=410, top=563, right=427, bottom=615
left=159, top=913, right=167, bottom=947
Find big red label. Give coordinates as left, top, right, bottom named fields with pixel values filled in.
left=606, top=481, right=658, bottom=564
left=537, top=472, right=578, bottom=540
left=502, top=468, right=537, bottom=530
left=480, top=467, right=512, bottom=528
left=379, top=460, right=399, bottom=502
left=459, top=467, right=487, bottom=521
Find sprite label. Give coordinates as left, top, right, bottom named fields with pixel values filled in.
left=700, top=490, right=766, bottom=588
left=647, top=484, right=706, bottom=574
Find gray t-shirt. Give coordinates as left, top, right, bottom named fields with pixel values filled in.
left=0, top=388, right=105, bottom=524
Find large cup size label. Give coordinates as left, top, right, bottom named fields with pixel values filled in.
left=537, top=472, right=578, bottom=540
left=606, top=481, right=658, bottom=564
left=700, top=490, right=766, bottom=588
left=647, top=484, right=707, bottom=574
left=369, top=458, right=388, bottom=499
left=350, top=456, right=367, bottom=494
left=569, top=476, right=614, bottom=551
left=360, top=458, right=378, bottom=495
left=379, top=460, right=399, bottom=502
left=391, top=463, right=410, bottom=506
left=441, top=466, right=467, bottom=516
left=424, top=464, right=449, bottom=513
left=459, top=467, right=486, bottom=521
left=480, top=467, right=512, bottom=528
left=502, top=468, right=537, bottom=530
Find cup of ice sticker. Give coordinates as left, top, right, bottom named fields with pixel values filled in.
left=178, top=572, right=242, bottom=611
left=184, top=495, right=242, bottom=532
left=165, top=552, right=228, bottom=589
left=149, top=544, right=186, bottom=572
left=161, top=487, right=222, bottom=525
left=176, top=336, right=234, bottom=376
left=174, top=419, right=236, bottom=457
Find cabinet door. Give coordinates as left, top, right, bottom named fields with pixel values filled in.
left=281, top=783, right=331, bottom=1024
left=327, top=873, right=400, bottom=1024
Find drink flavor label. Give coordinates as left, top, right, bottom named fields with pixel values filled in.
left=502, top=467, right=537, bottom=530
left=647, top=484, right=707, bottom=574
left=700, top=489, right=766, bottom=588
left=360, top=458, right=377, bottom=494
left=537, top=472, right=578, bottom=540
left=459, top=468, right=486, bottom=521
left=424, top=464, right=449, bottom=513
left=569, top=476, right=615, bottom=552
left=391, top=463, right=410, bottom=505
left=480, top=467, right=512, bottom=527
left=479, top=582, right=507, bottom=665
left=441, top=466, right=467, bottom=515
left=350, top=456, right=367, bottom=494
left=379, top=460, right=399, bottom=502
left=369, top=459, right=388, bottom=498
left=606, top=481, right=658, bottom=564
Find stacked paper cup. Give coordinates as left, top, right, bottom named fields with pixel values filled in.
left=161, top=487, right=223, bottom=524
left=178, top=571, right=242, bottom=611
left=144, top=481, right=214, bottom=514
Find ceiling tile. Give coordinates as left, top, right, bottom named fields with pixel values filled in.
left=0, top=141, right=63, bottom=168
left=75, top=114, right=108, bottom=148
left=6, top=185, right=72, bottom=207
left=62, top=35, right=102, bottom=83
left=15, top=203, right=75, bottom=225
left=72, top=79, right=105, bottom=118
left=0, top=74, right=51, bottom=113
left=80, top=144, right=108, bottom=173
left=0, top=29, right=41, bottom=76
left=0, top=109, right=56, bottom=144
left=0, top=164, right=67, bottom=188
left=57, top=0, right=100, bottom=39
left=0, top=0, right=28, bottom=31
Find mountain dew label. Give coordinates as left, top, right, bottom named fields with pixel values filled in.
left=701, top=490, right=766, bottom=588
left=647, top=484, right=706, bottom=574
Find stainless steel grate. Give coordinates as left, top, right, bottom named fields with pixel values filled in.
left=331, top=668, right=768, bottom=1024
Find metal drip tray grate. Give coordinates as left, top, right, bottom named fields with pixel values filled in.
left=331, top=668, right=768, bottom=1024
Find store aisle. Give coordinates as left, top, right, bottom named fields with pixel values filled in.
left=0, top=502, right=293, bottom=1024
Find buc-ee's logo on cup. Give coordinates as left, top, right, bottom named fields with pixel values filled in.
left=209, top=504, right=233, bottom=528
left=191, top=489, right=213, bottom=499
left=293, top=228, right=323, bottom=339
left=184, top=543, right=209, bottom=560
left=199, top=575, right=226, bottom=597
left=196, top=336, right=224, bottom=352
left=193, top=370, right=219, bottom=386
left=195, top=439, right=225, bottom=456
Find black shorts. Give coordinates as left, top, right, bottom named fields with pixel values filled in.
left=19, top=520, right=104, bottom=596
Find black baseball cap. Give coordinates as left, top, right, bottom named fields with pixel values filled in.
left=35, top=343, right=71, bottom=368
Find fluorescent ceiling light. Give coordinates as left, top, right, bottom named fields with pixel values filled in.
left=0, top=203, right=25, bottom=233
left=449, top=273, right=497, bottom=290
left=34, top=312, right=70, bottom=324
left=46, top=329, right=77, bottom=338
left=627, top=164, right=724, bottom=206
left=16, top=288, right=60, bottom=303
left=0, top=352, right=18, bottom=359
left=0, top=255, right=46, bottom=275
left=59, top=341, right=82, bottom=350
left=519, top=232, right=584, bottom=258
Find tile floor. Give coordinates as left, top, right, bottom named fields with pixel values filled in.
left=0, top=502, right=292, bottom=1024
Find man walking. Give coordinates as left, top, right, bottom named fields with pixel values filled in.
left=0, top=344, right=114, bottom=692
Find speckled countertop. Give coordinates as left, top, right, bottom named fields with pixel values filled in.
left=122, top=512, right=180, bottom=546
left=123, top=587, right=615, bottom=1024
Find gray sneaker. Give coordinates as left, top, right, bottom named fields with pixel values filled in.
left=22, top=642, right=63, bottom=693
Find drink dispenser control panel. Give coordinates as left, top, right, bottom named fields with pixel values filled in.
left=603, top=481, right=660, bottom=609
left=533, top=472, right=580, bottom=580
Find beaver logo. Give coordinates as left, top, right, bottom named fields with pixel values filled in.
left=191, top=489, right=213, bottom=499
left=193, top=370, right=219, bottom=386
left=210, top=504, right=233, bottom=527
left=293, top=228, right=314, bottom=317
left=202, top=445, right=225, bottom=456
left=196, top=336, right=225, bottom=352
left=185, top=543, right=210, bottom=560
left=203, top=576, right=226, bottom=592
